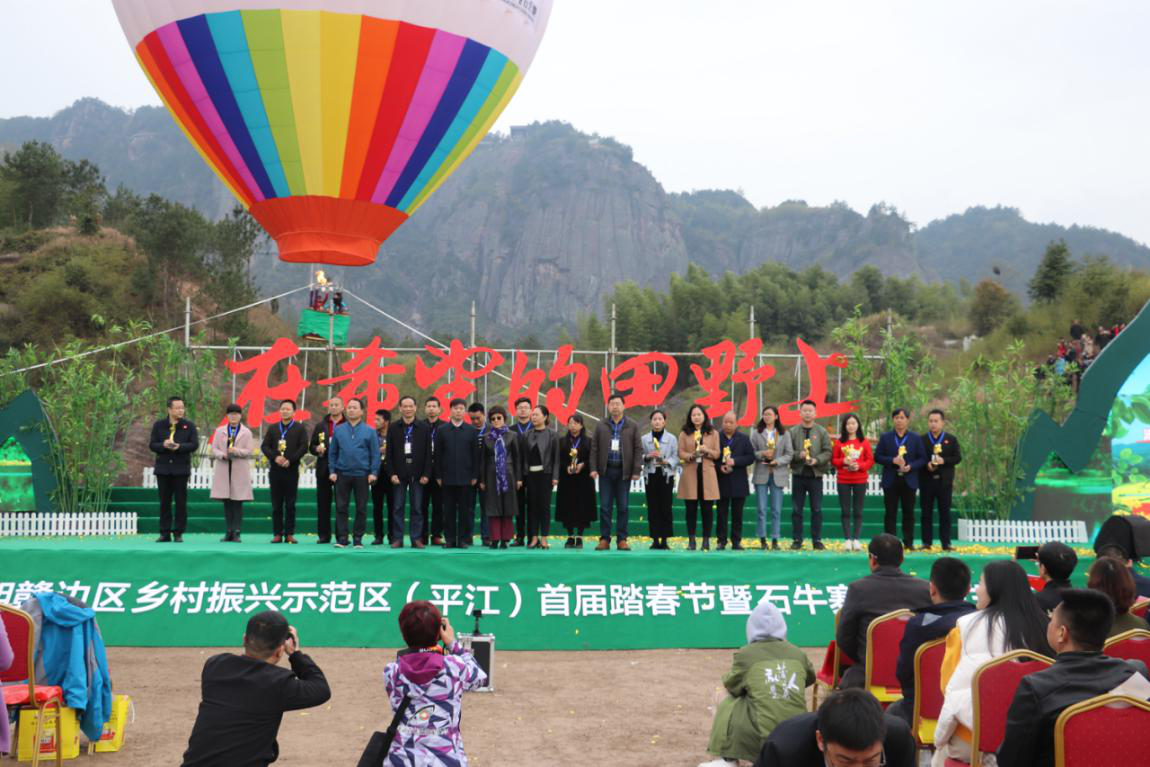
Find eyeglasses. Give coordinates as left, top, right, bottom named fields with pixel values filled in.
left=824, top=748, right=885, bottom=767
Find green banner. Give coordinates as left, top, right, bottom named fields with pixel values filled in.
left=0, top=537, right=1007, bottom=650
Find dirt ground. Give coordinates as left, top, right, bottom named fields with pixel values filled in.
left=51, top=646, right=824, bottom=766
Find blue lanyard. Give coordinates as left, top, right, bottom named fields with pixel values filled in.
left=721, top=433, right=732, bottom=449
left=611, top=419, right=623, bottom=439
left=279, top=420, right=293, bottom=439
left=404, top=424, right=414, bottom=443
left=572, top=436, right=582, bottom=451
left=516, top=422, right=530, bottom=436
left=226, top=424, right=239, bottom=443
left=929, top=431, right=946, bottom=448
left=895, top=432, right=909, bottom=449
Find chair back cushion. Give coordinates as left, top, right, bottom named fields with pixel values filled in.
left=1104, top=630, right=1150, bottom=667
left=973, top=651, right=1053, bottom=754
left=0, top=605, right=33, bottom=684
left=915, top=638, right=948, bottom=720
left=866, top=610, right=911, bottom=690
left=1056, top=695, right=1150, bottom=767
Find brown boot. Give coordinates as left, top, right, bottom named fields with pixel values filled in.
left=616, top=539, right=630, bottom=551
left=595, top=538, right=610, bottom=551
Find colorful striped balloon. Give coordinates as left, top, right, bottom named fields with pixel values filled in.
left=112, top=1, right=552, bottom=266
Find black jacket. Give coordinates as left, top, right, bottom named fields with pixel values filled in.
left=754, top=712, right=916, bottom=767
left=433, top=420, right=480, bottom=486
left=307, top=417, right=343, bottom=474
left=386, top=418, right=432, bottom=482
left=181, top=651, right=331, bottom=767
left=521, top=427, right=561, bottom=481
left=836, top=567, right=932, bottom=666
left=997, top=652, right=1148, bottom=767
left=919, top=431, right=962, bottom=486
left=149, top=417, right=199, bottom=476
left=1036, top=578, right=1073, bottom=613
left=259, top=420, right=309, bottom=473
left=716, top=430, right=755, bottom=499
left=895, top=599, right=976, bottom=700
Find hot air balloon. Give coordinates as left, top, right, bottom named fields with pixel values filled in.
left=112, top=1, right=552, bottom=266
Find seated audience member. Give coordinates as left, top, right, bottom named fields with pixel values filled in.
left=383, top=600, right=487, bottom=765
left=997, top=589, right=1150, bottom=767
left=1087, top=556, right=1150, bottom=637
left=700, top=601, right=815, bottom=767
left=1035, top=541, right=1077, bottom=612
left=1097, top=543, right=1150, bottom=598
left=888, top=557, right=976, bottom=724
left=754, top=688, right=916, bottom=767
left=933, top=560, right=1051, bottom=767
left=181, top=611, right=330, bottom=767
left=836, top=534, right=932, bottom=688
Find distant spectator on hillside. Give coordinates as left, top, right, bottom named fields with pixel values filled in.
left=1069, top=319, right=1084, bottom=341
left=1035, top=541, right=1078, bottom=612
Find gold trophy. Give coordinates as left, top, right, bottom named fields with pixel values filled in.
left=694, top=431, right=704, bottom=463
left=278, top=438, right=287, bottom=456
left=569, top=446, right=579, bottom=473
left=722, top=445, right=731, bottom=462
left=168, top=423, right=176, bottom=443
left=933, top=442, right=943, bottom=465
left=802, top=438, right=811, bottom=461
left=898, top=445, right=907, bottom=458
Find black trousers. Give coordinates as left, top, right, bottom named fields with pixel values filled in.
left=335, top=474, right=370, bottom=542
left=883, top=476, right=917, bottom=545
left=920, top=477, right=954, bottom=547
left=420, top=480, right=443, bottom=541
left=645, top=472, right=674, bottom=540
left=371, top=462, right=393, bottom=540
left=442, top=484, right=472, bottom=546
left=157, top=473, right=189, bottom=536
left=515, top=481, right=527, bottom=541
left=791, top=474, right=823, bottom=543
left=716, top=496, right=746, bottom=544
left=838, top=483, right=866, bottom=539
left=316, top=470, right=336, bottom=542
left=525, top=473, right=553, bottom=538
left=685, top=499, right=713, bottom=539
left=269, top=469, right=299, bottom=536
left=223, top=499, right=244, bottom=534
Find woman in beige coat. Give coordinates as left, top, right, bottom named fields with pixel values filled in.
left=210, top=403, right=255, bottom=542
left=678, top=404, right=721, bottom=550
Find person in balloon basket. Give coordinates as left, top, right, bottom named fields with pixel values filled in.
left=328, top=397, right=379, bottom=549
left=260, top=399, right=308, bottom=544
left=387, top=395, right=432, bottom=548
left=590, top=393, right=644, bottom=551
left=307, top=396, right=344, bottom=544
left=478, top=406, right=523, bottom=548
left=210, top=404, right=254, bottom=543
left=150, top=395, right=199, bottom=543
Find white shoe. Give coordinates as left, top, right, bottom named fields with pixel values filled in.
left=854, top=539, right=863, bottom=551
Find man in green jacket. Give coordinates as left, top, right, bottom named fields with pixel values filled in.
left=787, top=399, right=833, bottom=550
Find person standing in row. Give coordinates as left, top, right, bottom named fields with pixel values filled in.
left=211, top=404, right=254, bottom=543
left=510, top=397, right=534, bottom=546
left=370, top=408, right=392, bottom=546
left=875, top=408, right=926, bottom=550
left=557, top=414, right=596, bottom=548
left=150, top=395, right=199, bottom=543
left=678, top=404, right=720, bottom=551
left=387, top=396, right=431, bottom=549
left=328, top=398, right=379, bottom=549
left=421, top=397, right=445, bottom=546
left=716, top=411, right=755, bottom=551
left=261, top=399, right=308, bottom=544
left=643, top=409, right=679, bottom=550
left=434, top=398, right=480, bottom=548
left=522, top=405, right=559, bottom=548
left=832, top=413, right=873, bottom=552
left=308, top=397, right=343, bottom=545
left=789, top=400, right=832, bottom=551
left=478, top=406, right=522, bottom=548
left=750, top=406, right=790, bottom=551
left=919, top=409, right=961, bottom=551
left=591, top=394, right=644, bottom=551
left=468, top=403, right=489, bottom=546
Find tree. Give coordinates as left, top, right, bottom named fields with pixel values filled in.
left=970, top=279, right=1019, bottom=336
left=0, top=141, right=67, bottom=228
left=1028, top=239, right=1073, bottom=302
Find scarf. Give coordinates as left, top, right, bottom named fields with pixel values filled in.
left=493, top=426, right=510, bottom=494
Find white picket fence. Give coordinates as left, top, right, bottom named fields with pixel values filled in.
left=958, top=518, right=1088, bottom=544
left=0, top=512, right=138, bottom=537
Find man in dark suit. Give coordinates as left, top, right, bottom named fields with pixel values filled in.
left=307, top=397, right=343, bottom=544
left=181, top=611, right=330, bottom=767
left=1097, top=544, right=1150, bottom=598
left=149, top=395, right=199, bottom=543
left=387, top=395, right=431, bottom=548
left=435, top=398, right=480, bottom=548
left=836, top=534, right=932, bottom=688
left=919, top=408, right=962, bottom=551
left=589, top=393, right=644, bottom=551
left=997, top=589, right=1150, bottom=767
left=420, top=396, right=445, bottom=545
left=259, top=399, right=309, bottom=544
left=888, top=557, right=976, bottom=724
left=370, top=408, right=392, bottom=546
left=754, top=689, right=916, bottom=767
left=874, top=408, right=927, bottom=550
left=716, top=411, right=756, bottom=550
left=1035, top=541, right=1078, bottom=613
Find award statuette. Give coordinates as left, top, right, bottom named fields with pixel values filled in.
left=169, top=423, right=177, bottom=443
left=898, top=445, right=907, bottom=458
left=694, top=431, right=704, bottom=464
left=802, top=437, right=811, bottom=461
left=722, top=445, right=731, bottom=462
left=569, top=447, right=579, bottom=472
left=933, top=442, right=943, bottom=465
left=278, top=439, right=287, bottom=456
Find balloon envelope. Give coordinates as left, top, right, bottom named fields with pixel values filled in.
left=113, top=0, right=552, bottom=266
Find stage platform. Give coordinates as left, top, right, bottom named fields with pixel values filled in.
left=0, top=533, right=1024, bottom=650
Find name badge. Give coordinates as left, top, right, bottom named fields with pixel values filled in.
left=610, top=438, right=621, bottom=452
left=404, top=441, right=412, bottom=455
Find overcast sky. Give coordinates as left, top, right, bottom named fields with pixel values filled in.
left=2, top=1, right=1148, bottom=243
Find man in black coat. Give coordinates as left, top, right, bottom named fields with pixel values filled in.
left=420, top=397, right=446, bottom=545
left=435, top=398, right=480, bottom=548
left=307, top=397, right=343, bottom=544
left=387, top=395, right=431, bottom=548
left=370, top=408, right=392, bottom=546
left=836, top=534, right=932, bottom=688
left=919, top=408, right=962, bottom=551
left=149, top=396, right=199, bottom=543
left=997, top=589, right=1150, bottom=767
left=715, top=411, right=756, bottom=550
left=181, top=611, right=330, bottom=767
left=754, top=689, right=916, bottom=767
left=260, top=399, right=309, bottom=544
left=1035, top=541, right=1078, bottom=613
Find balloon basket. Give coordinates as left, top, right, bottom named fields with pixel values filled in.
left=298, top=309, right=350, bottom=346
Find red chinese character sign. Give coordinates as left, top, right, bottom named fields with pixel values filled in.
left=316, top=337, right=405, bottom=416
left=226, top=338, right=311, bottom=428
left=689, top=339, right=777, bottom=426
left=507, top=346, right=590, bottom=424
left=415, top=341, right=504, bottom=418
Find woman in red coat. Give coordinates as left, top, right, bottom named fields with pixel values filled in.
left=832, top=413, right=873, bottom=551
